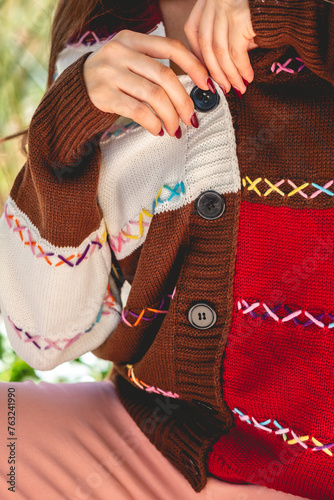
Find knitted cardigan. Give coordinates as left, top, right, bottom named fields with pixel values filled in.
left=0, top=0, right=333, bottom=497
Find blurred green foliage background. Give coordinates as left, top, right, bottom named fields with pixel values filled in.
left=0, top=0, right=112, bottom=383
left=0, top=0, right=55, bottom=207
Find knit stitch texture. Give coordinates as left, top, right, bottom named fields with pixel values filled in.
left=0, top=0, right=334, bottom=496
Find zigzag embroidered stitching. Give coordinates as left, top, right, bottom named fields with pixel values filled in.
left=7, top=284, right=117, bottom=351
left=121, top=287, right=176, bottom=327
left=4, top=202, right=107, bottom=267
left=271, top=57, right=305, bottom=74
left=242, top=177, right=334, bottom=199
left=126, top=363, right=180, bottom=398
left=233, top=408, right=334, bottom=457
left=238, top=299, right=334, bottom=328
left=109, top=182, right=185, bottom=254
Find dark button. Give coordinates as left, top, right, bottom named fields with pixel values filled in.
left=188, top=303, right=217, bottom=330
left=192, top=399, right=215, bottom=412
left=180, top=451, right=200, bottom=476
left=195, top=190, right=226, bottom=220
left=190, top=85, right=220, bottom=112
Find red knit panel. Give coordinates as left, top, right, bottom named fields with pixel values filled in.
left=207, top=425, right=334, bottom=498
left=232, top=201, right=334, bottom=312
left=207, top=201, right=334, bottom=498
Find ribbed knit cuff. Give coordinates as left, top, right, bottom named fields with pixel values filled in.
left=30, top=51, right=119, bottom=166
left=113, top=373, right=223, bottom=493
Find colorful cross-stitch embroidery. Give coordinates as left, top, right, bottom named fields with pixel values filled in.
left=127, top=363, right=179, bottom=398
left=67, top=30, right=118, bottom=48
left=233, top=408, right=334, bottom=457
left=271, top=57, right=305, bottom=74
left=121, top=287, right=176, bottom=327
left=237, top=299, right=334, bottom=329
left=101, top=121, right=141, bottom=141
left=242, top=177, right=334, bottom=199
left=7, top=284, right=117, bottom=351
left=4, top=202, right=107, bottom=267
left=109, top=182, right=185, bottom=254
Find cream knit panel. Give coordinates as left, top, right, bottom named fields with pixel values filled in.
left=0, top=197, right=122, bottom=370
left=98, top=78, right=240, bottom=261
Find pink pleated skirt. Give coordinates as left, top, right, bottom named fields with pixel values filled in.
left=0, top=378, right=305, bottom=500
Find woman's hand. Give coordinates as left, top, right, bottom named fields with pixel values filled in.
left=83, top=29, right=212, bottom=138
left=184, top=0, right=258, bottom=96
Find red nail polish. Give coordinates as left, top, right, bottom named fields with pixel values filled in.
left=175, top=126, right=182, bottom=139
left=233, top=86, right=242, bottom=98
left=190, top=113, right=199, bottom=129
left=242, top=78, right=250, bottom=87
left=207, top=78, right=216, bottom=94
left=158, top=128, right=164, bottom=136
left=219, top=86, right=227, bottom=95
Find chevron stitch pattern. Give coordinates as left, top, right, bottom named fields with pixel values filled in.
left=233, top=408, right=334, bottom=457
left=271, top=57, right=305, bottom=74
left=7, top=284, right=117, bottom=351
left=242, top=177, right=334, bottom=199
left=4, top=202, right=107, bottom=267
left=109, top=182, right=185, bottom=254
left=238, top=299, right=334, bottom=329
left=126, top=363, right=180, bottom=398
left=121, top=286, right=176, bottom=327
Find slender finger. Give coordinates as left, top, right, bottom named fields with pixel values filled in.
left=228, top=32, right=254, bottom=83
left=118, top=70, right=181, bottom=137
left=228, top=12, right=255, bottom=82
left=117, top=66, right=188, bottom=136
left=184, top=0, right=208, bottom=66
left=212, top=9, right=247, bottom=93
left=125, top=50, right=199, bottom=129
left=104, top=87, right=166, bottom=137
left=196, top=0, right=232, bottom=92
left=113, top=30, right=209, bottom=93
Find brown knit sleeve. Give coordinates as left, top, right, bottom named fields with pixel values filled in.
left=10, top=50, right=120, bottom=248
left=249, top=0, right=334, bottom=84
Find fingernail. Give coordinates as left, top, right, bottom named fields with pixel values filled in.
left=190, top=112, right=199, bottom=129
left=233, top=86, right=242, bottom=98
left=158, top=128, right=164, bottom=136
left=175, top=126, right=182, bottom=139
left=242, top=78, right=250, bottom=87
left=207, top=78, right=216, bottom=94
left=219, top=86, right=227, bottom=96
